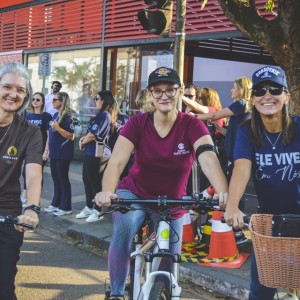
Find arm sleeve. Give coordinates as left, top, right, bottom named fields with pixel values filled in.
left=228, top=100, right=246, bottom=116
left=25, top=128, right=43, bottom=165
left=233, top=125, right=254, bottom=161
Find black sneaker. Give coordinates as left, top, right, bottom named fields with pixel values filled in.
left=233, top=228, right=248, bottom=245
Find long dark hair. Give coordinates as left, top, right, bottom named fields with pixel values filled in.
left=29, top=92, right=45, bottom=113
left=95, top=90, right=117, bottom=133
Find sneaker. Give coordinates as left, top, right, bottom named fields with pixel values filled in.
left=76, top=206, right=93, bottom=219
left=53, top=209, right=72, bottom=216
left=86, top=209, right=104, bottom=223
left=44, top=205, right=59, bottom=213
left=234, top=228, right=248, bottom=245
left=21, top=198, right=27, bottom=208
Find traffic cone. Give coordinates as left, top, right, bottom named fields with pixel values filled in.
left=198, top=211, right=249, bottom=268
left=182, top=212, right=194, bottom=243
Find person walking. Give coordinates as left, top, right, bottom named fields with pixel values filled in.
left=21, top=92, right=52, bottom=206
left=95, top=67, right=228, bottom=300
left=44, top=81, right=62, bottom=116
left=224, top=66, right=300, bottom=300
left=44, top=92, right=75, bottom=216
left=0, top=62, right=42, bottom=300
left=76, top=91, right=117, bottom=222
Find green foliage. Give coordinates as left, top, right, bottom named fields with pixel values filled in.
left=264, top=0, right=275, bottom=12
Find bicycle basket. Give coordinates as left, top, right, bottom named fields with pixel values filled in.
left=249, top=214, right=300, bottom=289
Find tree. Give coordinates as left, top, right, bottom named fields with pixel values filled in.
left=208, top=0, right=300, bottom=115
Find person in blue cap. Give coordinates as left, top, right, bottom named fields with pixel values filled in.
left=224, top=66, right=300, bottom=300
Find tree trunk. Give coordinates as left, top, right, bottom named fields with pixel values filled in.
left=218, top=0, right=300, bottom=115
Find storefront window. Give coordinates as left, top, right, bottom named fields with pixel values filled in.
left=28, top=48, right=101, bottom=159
left=107, top=45, right=173, bottom=115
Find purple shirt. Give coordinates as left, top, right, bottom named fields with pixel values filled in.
left=118, top=112, right=209, bottom=201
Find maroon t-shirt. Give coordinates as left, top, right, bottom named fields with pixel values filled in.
left=118, top=112, right=209, bottom=203
left=0, top=114, right=43, bottom=216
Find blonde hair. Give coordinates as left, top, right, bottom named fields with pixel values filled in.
left=199, top=88, right=222, bottom=110
left=56, top=92, right=72, bottom=123
left=234, top=77, right=252, bottom=113
left=135, top=89, right=155, bottom=113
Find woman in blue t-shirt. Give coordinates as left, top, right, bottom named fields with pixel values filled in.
left=21, top=92, right=52, bottom=205
left=76, top=91, right=117, bottom=222
left=224, top=66, right=300, bottom=300
left=44, top=92, right=75, bottom=216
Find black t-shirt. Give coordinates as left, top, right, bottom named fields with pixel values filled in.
left=0, top=114, right=43, bottom=216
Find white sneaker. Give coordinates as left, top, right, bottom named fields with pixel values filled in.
left=44, top=205, right=59, bottom=213
left=86, top=209, right=104, bottom=223
left=53, top=209, right=72, bottom=216
left=21, top=198, right=27, bottom=208
left=76, top=206, right=93, bottom=219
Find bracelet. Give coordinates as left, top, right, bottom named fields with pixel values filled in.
left=24, top=204, right=40, bottom=215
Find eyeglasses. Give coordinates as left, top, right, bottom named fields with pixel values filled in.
left=94, top=97, right=101, bottom=102
left=32, top=98, right=41, bottom=102
left=184, top=94, right=195, bottom=99
left=150, top=87, right=179, bottom=99
left=252, top=87, right=285, bottom=97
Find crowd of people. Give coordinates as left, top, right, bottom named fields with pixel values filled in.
left=0, top=62, right=299, bottom=300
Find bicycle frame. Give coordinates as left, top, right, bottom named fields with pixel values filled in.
left=131, top=219, right=181, bottom=300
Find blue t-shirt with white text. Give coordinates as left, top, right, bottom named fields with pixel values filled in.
left=233, top=116, right=300, bottom=214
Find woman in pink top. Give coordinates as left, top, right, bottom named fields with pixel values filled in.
left=95, top=67, right=228, bottom=299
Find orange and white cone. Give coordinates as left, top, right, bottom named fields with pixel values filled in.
left=182, top=212, right=194, bottom=243
left=198, top=211, right=249, bottom=268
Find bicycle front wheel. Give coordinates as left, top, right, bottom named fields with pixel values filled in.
left=149, top=281, right=171, bottom=300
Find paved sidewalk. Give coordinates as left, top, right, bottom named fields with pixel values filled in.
left=36, top=160, right=285, bottom=300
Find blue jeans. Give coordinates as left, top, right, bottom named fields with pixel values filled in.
left=0, top=224, right=23, bottom=300
left=50, top=158, right=72, bottom=211
left=249, top=250, right=276, bottom=300
left=108, top=189, right=184, bottom=296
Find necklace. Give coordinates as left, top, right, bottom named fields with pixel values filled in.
left=264, top=130, right=282, bottom=150
left=0, top=119, right=13, bottom=146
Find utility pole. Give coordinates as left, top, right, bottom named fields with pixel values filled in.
left=173, top=0, right=186, bottom=111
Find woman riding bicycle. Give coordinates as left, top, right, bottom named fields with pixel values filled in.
left=95, top=67, right=228, bottom=300
left=224, top=66, right=300, bottom=300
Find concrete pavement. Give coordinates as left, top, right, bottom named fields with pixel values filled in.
left=36, top=160, right=286, bottom=300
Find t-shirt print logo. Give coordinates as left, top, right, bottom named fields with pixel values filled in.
left=2, top=145, right=18, bottom=164
left=174, top=143, right=190, bottom=156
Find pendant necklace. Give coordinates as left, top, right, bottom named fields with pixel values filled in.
left=0, top=117, right=14, bottom=146
left=264, top=130, right=282, bottom=150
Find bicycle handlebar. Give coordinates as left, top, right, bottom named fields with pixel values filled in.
left=220, top=215, right=249, bottom=226
left=0, top=215, right=34, bottom=230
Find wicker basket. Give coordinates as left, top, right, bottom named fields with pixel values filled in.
left=249, top=214, right=300, bottom=289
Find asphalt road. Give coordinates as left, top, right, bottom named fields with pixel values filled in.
left=15, top=230, right=234, bottom=300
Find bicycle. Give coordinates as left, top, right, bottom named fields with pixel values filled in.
left=102, top=194, right=220, bottom=300
left=0, top=214, right=34, bottom=230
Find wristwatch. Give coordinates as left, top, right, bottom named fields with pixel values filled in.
left=24, top=204, right=41, bottom=215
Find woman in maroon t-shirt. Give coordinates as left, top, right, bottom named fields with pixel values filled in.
left=95, top=67, right=228, bottom=299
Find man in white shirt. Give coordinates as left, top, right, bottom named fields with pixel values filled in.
left=44, top=81, right=62, bottom=116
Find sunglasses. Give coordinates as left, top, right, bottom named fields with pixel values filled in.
left=32, top=98, right=41, bottom=102
left=252, top=87, right=285, bottom=97
left=184, top=94, right=195, bottom=99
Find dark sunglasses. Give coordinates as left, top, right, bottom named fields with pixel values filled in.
left=184, top=94, right=195, bottom=99
left=252, top=87, right=285, bottom=97
left=32, top=98, right=41, bottom=102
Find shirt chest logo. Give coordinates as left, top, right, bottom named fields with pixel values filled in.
left=174, top=143, right=190, bottom=156
left=2, top=145, right=18, bottom=164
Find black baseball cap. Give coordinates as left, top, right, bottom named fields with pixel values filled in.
left=252, top=66, right=287, bottom=89
left=147, top=67, right=181, bottom=88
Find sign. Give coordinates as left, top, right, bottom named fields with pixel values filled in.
left=0, top=50, right=23, bottom=67
left=38, top=53, right=51, bottom=76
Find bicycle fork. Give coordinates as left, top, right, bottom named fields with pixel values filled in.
left=132, top=220, right=182, bottom=300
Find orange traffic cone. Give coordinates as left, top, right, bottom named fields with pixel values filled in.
left=182, top=212, right=194, bottom=243
left=198, top=211, right=249, bottom=268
